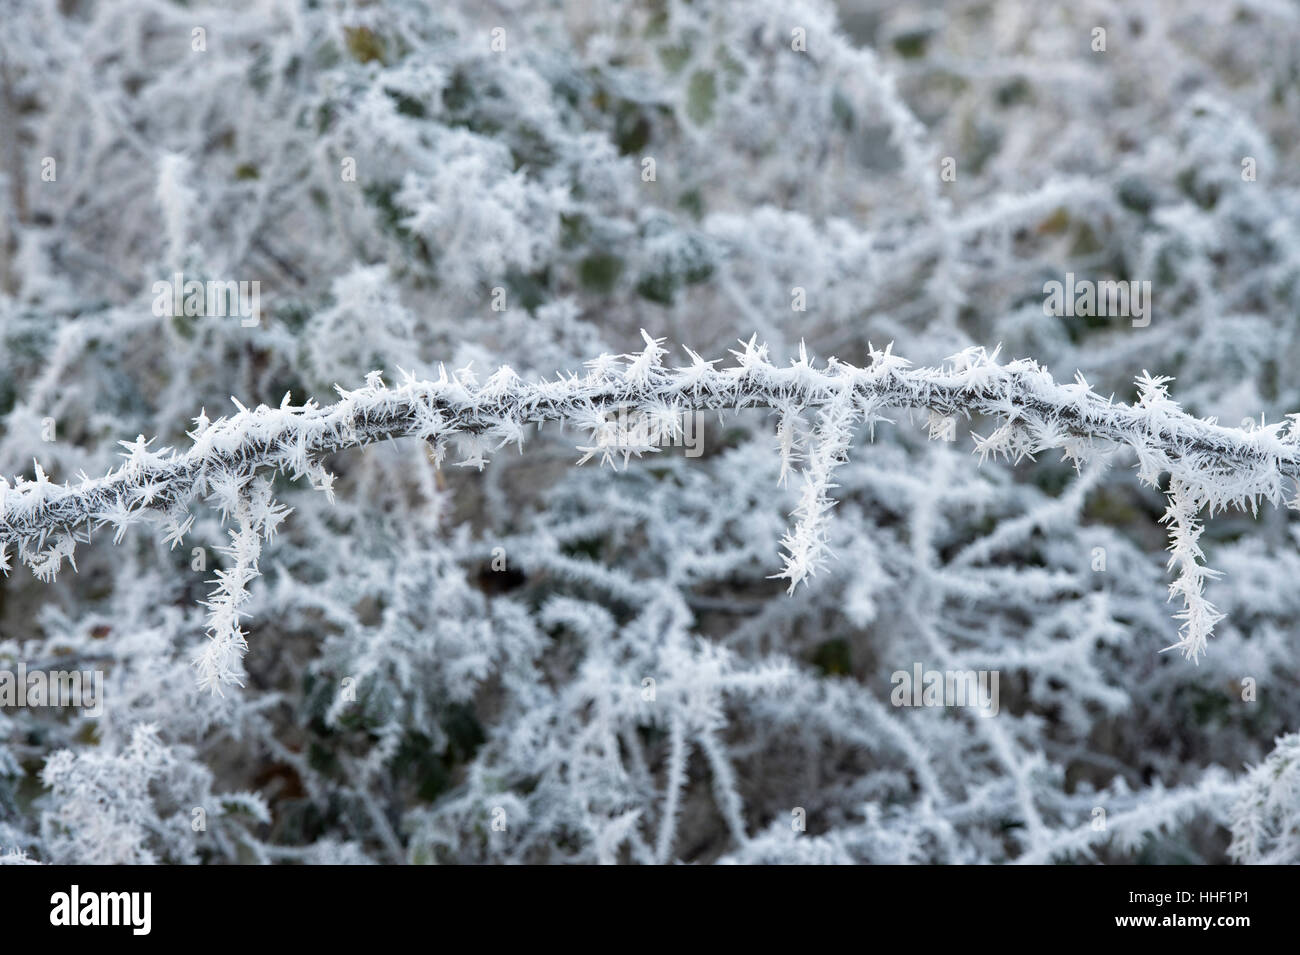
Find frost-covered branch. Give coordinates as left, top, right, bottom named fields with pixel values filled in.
left=5, top=333, right=1300, bottom=682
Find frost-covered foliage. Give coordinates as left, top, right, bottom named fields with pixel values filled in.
left=2, top=0, right=1300, bottom=864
